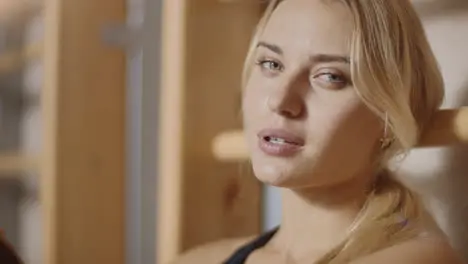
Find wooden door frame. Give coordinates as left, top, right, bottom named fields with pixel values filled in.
left=42, top=0, right=127, bottom=263
left=157, top=1, right=264, bottom=263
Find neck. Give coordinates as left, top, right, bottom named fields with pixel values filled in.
left=269, top=176, right=372, bottom=261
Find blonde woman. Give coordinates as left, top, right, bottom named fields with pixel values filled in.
left=173, top=0, right=464, bottom=263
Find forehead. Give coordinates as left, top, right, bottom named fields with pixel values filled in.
left=260, top=0, right=354, bottom=56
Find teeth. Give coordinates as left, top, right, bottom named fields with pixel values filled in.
left=268, top=137, right=286, bottom=144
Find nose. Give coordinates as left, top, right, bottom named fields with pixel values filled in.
left=267, top=81, right=305, bottom=119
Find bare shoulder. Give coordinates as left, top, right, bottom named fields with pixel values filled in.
left=352, top=233, right=464, bottom=264
left=169, top=236, right=253, bottom=264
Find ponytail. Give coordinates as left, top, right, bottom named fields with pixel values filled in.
left=316, top=170, right=424, bottom=263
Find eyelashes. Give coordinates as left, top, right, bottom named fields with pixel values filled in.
left=312, top=72, right=349, bottom=87
left=254, top=56, right=350, bottom=89
left=255, top=58, right=284, bottom=73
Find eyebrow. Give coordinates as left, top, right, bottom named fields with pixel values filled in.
left=257, top=41, right=283, bottom=55
left=256, top=41, right=350, bottom=64
left=310, top=54, right=350, bottom=64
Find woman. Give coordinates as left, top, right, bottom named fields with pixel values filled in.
left=174, top=0, right=463, bottom=263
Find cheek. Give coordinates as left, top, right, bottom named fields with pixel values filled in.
left=310, top=97, right=381, bottom=155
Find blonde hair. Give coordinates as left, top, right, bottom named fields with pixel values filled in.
left=242, top=0, right=444, bottom=263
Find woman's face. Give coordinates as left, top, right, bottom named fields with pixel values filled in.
left=243, top=0, right=383, bottom=189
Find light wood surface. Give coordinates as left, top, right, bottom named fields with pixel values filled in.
left=0, top=0, right=42, bottom=23
left=157, top=1, right=263, bottom=263
left=213, top=108, right=468, bottom=161
left=42, top=0, right=126, bottom=263
left=157, top=0, right=186, bottom=262
left=42, top=0, right=59, bottom=262
left=0, top=154, right=39, bottom=173
left=0, top=42, right=42, bottom=72
left=419, top=107, right=468, bottom=147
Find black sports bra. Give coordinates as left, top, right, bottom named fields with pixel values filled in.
left=223, top=227, right=279, bottom=264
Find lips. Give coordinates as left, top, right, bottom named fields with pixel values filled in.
left=257, top=129, right=305, bottom=156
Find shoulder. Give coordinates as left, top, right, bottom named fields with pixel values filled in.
left=351, top=233, right=464, bottom=264
left=169, top=236, right=253, bottom=264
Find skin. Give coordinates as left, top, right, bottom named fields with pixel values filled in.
left=172, top=0, right=463, bottom=263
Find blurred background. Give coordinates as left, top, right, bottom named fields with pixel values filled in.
left=0, top=0, right=466, bottom=264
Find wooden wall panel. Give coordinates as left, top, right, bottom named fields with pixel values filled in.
left=157, top=1, right=263, bottom=263
left=42, top=0, right=126, bottom=263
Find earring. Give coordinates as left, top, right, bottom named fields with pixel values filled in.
left=380, top=112, right=394, bottom=150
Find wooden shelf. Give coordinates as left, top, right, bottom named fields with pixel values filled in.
left=0, top=0, right=43, bottom=24
left=0, top=42, right=43, bottom=72
left=419, top=107, right=468, bottom=147
left=212, top=131, right=248, bottom=161
left=213, top=107, right=468, bottom=161
left=0, top=153, right=40, bottom=173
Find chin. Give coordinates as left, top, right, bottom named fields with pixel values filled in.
left=250, top=155, right=343, bottom=190
left=251, top=161, right=306, bottom=188
left=253, top=167, right=288, bottom=187
left=248, top=144, right=324, bottom=188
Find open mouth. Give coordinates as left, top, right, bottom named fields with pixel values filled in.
left=263, top=136, right=301, bottom=146
left=257, top=129, right=305, bottom=156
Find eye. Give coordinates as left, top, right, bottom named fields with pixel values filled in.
left=312, top=72, right=348, bottom=89
left=316, top=73, right=346, bottom=83
left=255, top=58, right=284, bottom=73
